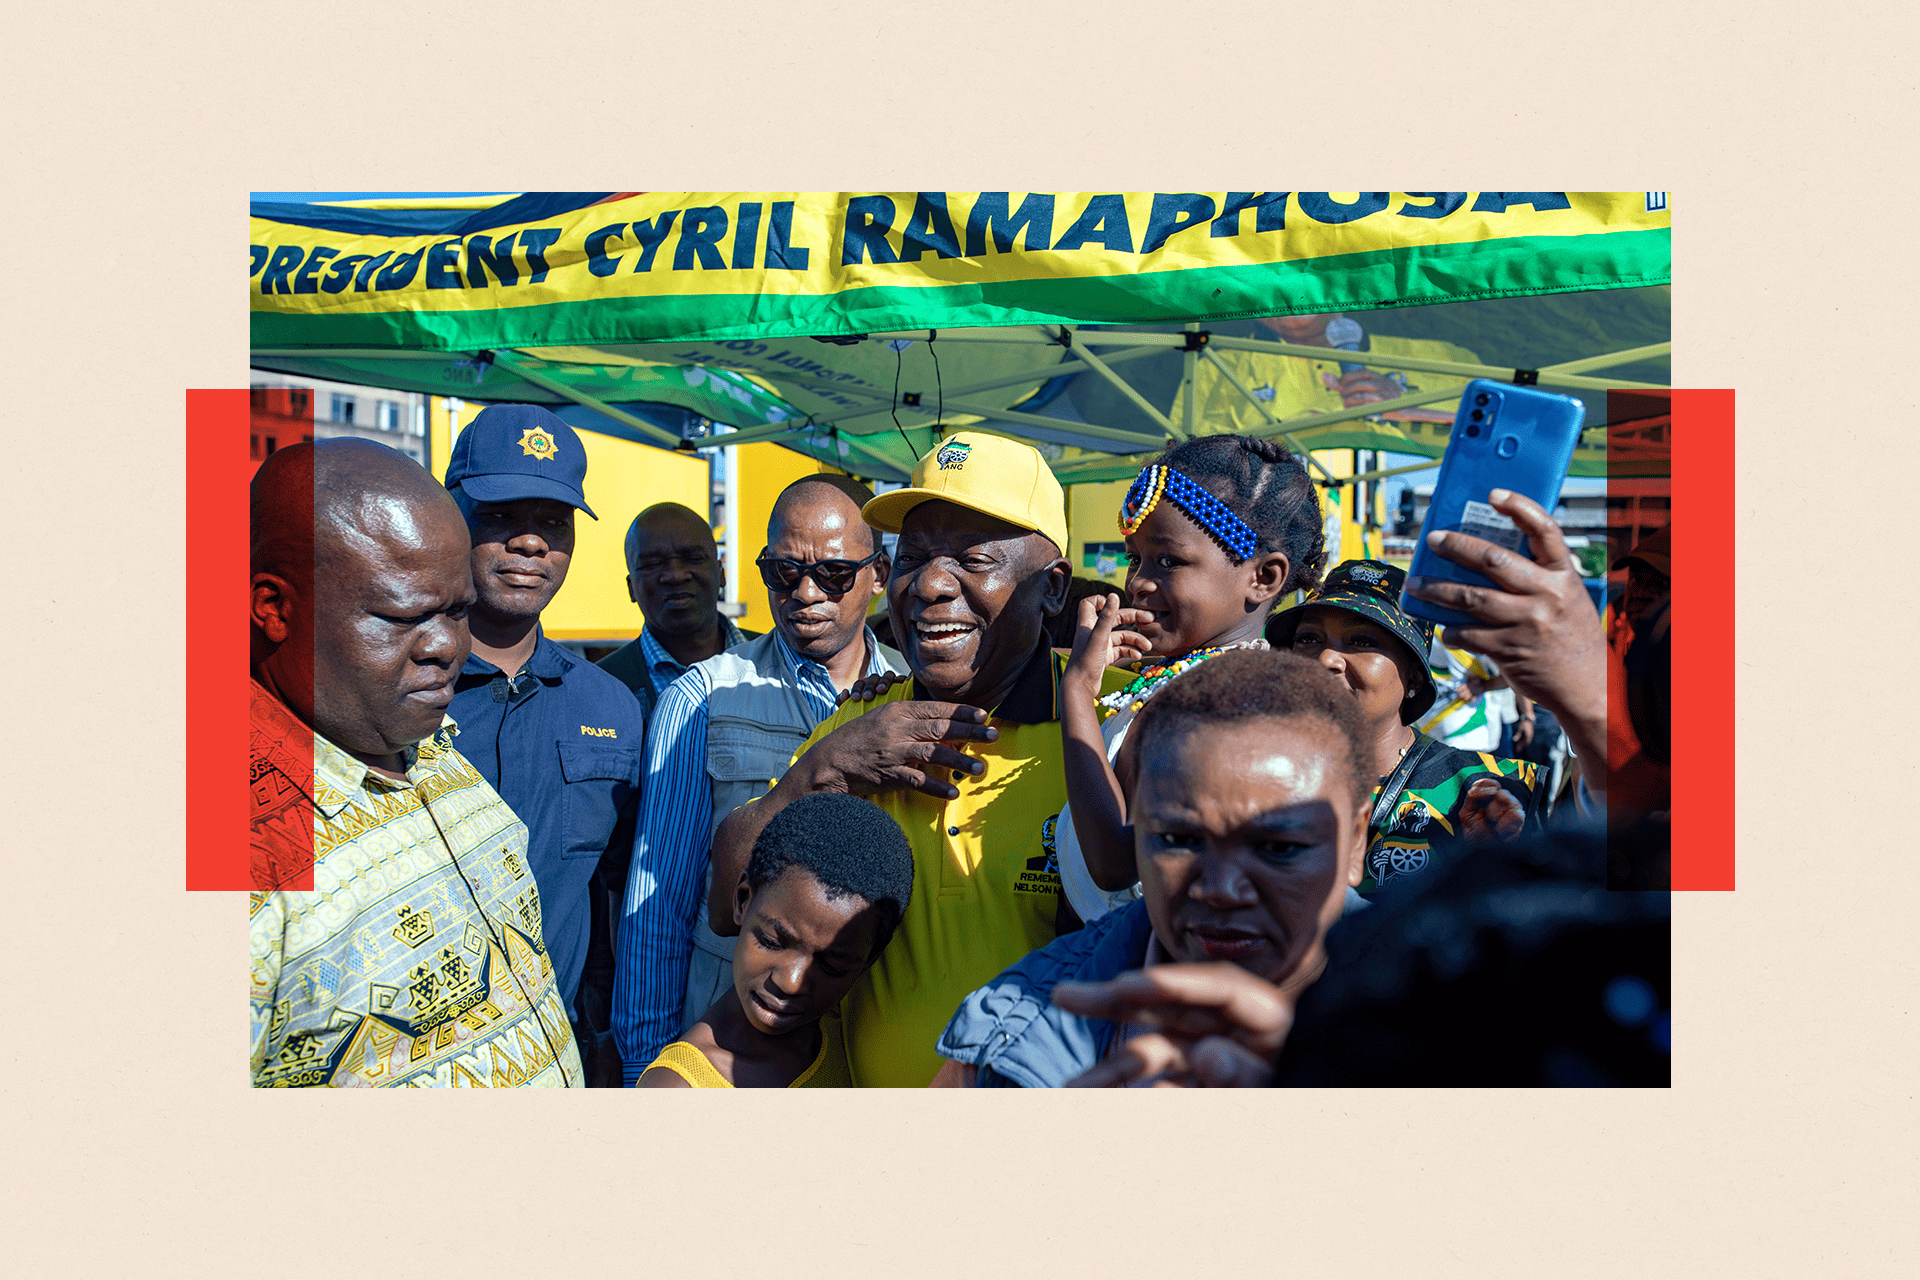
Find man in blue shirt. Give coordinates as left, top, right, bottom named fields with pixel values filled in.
left=596, top=503, right=760, bottom=719
left=443, top=404, right=646, bottom=1087
left=613, top=474, right=904, bottom=1082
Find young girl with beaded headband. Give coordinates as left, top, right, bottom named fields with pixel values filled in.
left=1056, top=434, right=1327, bottom=924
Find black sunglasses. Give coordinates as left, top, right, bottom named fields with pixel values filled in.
left=754, top=548, right=884, bottom=594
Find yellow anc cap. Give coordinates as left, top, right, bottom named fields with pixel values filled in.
left=861, top=432, right=1068, bottom=554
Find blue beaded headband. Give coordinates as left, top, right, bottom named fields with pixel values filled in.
left=1118, top=464, right=1262, bottom=561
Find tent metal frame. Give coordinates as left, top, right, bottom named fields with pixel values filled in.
left=255, top=329, right=1670, bottom=488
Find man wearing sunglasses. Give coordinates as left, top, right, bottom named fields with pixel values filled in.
left=612, top=473, right=904, bottom=1082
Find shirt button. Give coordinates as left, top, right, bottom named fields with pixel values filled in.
left=948, top=826, right=960, bottom=836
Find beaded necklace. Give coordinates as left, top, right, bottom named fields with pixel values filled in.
left=1096, top=638, right=1270, bottom=718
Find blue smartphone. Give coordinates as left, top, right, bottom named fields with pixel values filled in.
left=1400, top=378, right=1585, bottom=630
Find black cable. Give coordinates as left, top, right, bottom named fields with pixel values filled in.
left=929, top=330, right=943, bottom=433
left=889, top=341, right=915, bottom=456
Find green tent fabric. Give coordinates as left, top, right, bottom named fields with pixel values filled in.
left=250, top=192, right=1670, bottom=482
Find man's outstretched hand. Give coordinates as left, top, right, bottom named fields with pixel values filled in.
left=802, top=699, right=998, bottom=802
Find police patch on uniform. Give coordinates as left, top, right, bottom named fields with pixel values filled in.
left=518, top=426, right=558, bottom=460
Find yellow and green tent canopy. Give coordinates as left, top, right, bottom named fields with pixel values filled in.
left=250, top=191, right=1671, bottom=481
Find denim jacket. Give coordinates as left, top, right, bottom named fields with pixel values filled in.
left=935, top=900, right=1154, bottom=1088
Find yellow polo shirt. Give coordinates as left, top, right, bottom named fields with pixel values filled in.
left=770, top=643, right=1130, bottom=1088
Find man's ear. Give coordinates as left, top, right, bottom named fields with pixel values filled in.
left=1037, top=552, right=1072, bottom=619
left=625, top=573, right=640, bottom=606
left=868, top=552, right=891, bottom=600
left=1246, top=550, right=1292, bottom=610
left=251, top=573, right=295, bottom=644
left=732, top=873, right=754, bottom=929
left=1345, top=802, right=1369, bottom=887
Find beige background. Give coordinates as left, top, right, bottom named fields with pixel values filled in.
left=8, top=2, right=1914, bottom=1275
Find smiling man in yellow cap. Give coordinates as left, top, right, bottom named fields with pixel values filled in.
left=703, top=432, right=1128, bottom=1086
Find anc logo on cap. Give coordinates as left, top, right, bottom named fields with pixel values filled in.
left=1348, top=564, right=1388, bottom=586
left=518, top=426, right=558, bottom=461
left=935, top=441, right=972, bottom=470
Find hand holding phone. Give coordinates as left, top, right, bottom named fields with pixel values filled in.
left=1400, top=378, right=1584, bottom=630
left=1403, top=488, right=1608, bottom=763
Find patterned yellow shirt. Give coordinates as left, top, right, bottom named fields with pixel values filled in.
left=248, top=683, right=583, bottom=1087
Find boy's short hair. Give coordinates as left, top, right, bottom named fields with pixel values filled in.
left=1130, top=649, right=1372, bottom=807
left=746, top=793, right=915, bottom=956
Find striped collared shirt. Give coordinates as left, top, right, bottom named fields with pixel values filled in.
left=248, top=681, right=583, bottom=1088
left=613, top=628, right=892, bottom=1081
left=639, top=618, right=750, bottom=700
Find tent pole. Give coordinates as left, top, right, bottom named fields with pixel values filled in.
left=1343, top=459, right=1457, bottom=485
left=1068, top=331, right=1669, bottom=391
left=764, top=345, right=1167, bottom=432
left=1052, top=455, right=1155, bottom=484
left=933, top=398, right=1167, bottom=449
left=749, top=421, right=911, bottom=479
left=1061, top=328, right=1180, bottom=439
left=1536, top=341, right=1671, bottom=375
left=830, top=428, right=918, bottom=476
left=866, top=330, right=1057, bottom=344
left=1226, top=337, right=1672, bottom=455
left=702, top=372, right=1167, bottom=453
left=1198, top=333, right=1668, bottom=392
left=1181, top=323, right=1199, bottom=438
left=485, top=350, right=684, bottom=448
left=1197, top=346, right=1342, bottom=485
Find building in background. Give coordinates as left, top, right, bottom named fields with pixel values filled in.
left=246, top=386, right=315, bottom=477
left=249, top=373, right=431, bottom=469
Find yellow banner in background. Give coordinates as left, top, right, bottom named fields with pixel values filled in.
left=252, top=191, right=1670, bottom=321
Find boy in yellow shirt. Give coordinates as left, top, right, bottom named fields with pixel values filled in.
left=638, top=793, right=913, bottom=1088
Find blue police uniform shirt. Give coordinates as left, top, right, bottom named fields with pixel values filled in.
left=448, top=628, right=645, bottom=1012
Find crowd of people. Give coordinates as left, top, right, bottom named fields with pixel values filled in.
left=247, top=400, right=1670, bottom=1088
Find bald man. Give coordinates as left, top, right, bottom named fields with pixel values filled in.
left=248, top=439, right=583, bottom=1088
left=611, top=474, right=904, bottom=1081
left=596, top=502, right=762, bottom=720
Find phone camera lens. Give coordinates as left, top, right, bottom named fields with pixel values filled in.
left=1474, top=393, right=1490, bottom=406
left=1469, top=408, right=1483, bottom=420
left=1464, top=423, right=1481, bottom=437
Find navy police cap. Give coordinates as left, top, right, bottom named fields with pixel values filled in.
left=444, top=403, right=597, bottom=519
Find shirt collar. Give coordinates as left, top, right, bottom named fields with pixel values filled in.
left=638, top=627, right=682, bottom=681
left=251, top=678, right=459, bottom=821
left=310, top=720, right=463, bottom=820
left=910, top=638, right=1061, bottom=725
left=315, top=719, right=461, bottom=819
left=641, top=614, right=749, bottom=673
left=459, top=624, right=571, bottom=682
left=771, top=625, right=885, bottom=684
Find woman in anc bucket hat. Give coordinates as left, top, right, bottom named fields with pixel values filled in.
left=1268, top=559, right=1543, bottom=896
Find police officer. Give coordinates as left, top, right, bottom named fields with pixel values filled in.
left=443, top=404, right=645, bottom=1086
